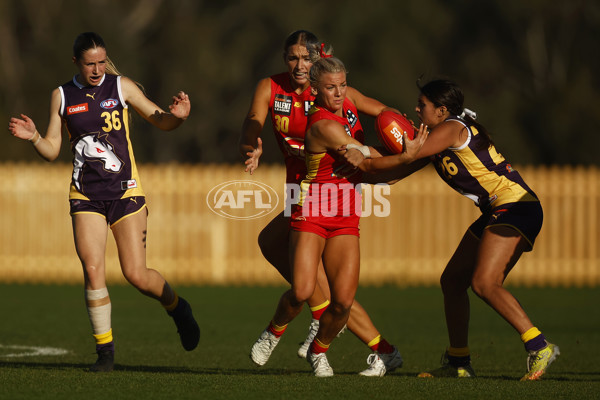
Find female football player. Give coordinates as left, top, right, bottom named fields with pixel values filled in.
left=248, top=55, right=426, bottom=376
left=346, top=78, right=559, bottom=380
left=8, top=32, right=200, bottom=372
left=241, top=30, right=404, bottom=376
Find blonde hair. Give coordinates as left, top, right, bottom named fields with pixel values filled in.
left=308, top=43, right=333, bottom=64
left=308, top=57, right=347, bottom=87
left=104, top=57, right=123, bottom=76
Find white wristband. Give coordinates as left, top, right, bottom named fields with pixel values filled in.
left=28, top=131, right=41, bottom=145
left=346, top=143, right=371, bottom=159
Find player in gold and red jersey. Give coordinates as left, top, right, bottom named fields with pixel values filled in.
left=247, top=54, right=424, bottom=376
left=290, top=96, right=364, bottom=237
left=242, top=31, right=406, bottom=376
left=8, top=32, right=199, bottom=372
left=267, top=71, right=315, bottom=184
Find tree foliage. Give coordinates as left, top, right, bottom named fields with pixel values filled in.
left=1, top=0, right=597, bottom=165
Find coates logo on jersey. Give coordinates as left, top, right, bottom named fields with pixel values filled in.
left=66, top=103, right=88, bottom=115
left=100, top=99, right=119, bottom=110
left=206, top=180, right=279, bottom=220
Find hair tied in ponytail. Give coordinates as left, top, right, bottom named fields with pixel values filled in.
left=460, top=108, right=477, bottom=120
left=319, top=43, right=332, bottom=58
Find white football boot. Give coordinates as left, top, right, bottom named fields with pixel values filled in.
left=359, top=346, right=403, bottom=377
left=307, top=349, right=334, bottom=377
left=298, top=319, right=320, bottom=359
left=250, top=329, right=280, bottom=366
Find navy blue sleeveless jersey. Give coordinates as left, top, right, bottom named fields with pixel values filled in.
left=59, top=74, right=144, bottom=200
left=431, top=117, right=538, bottom=212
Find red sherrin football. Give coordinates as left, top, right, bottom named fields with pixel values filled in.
left=375, top=111, right=416, bottom=154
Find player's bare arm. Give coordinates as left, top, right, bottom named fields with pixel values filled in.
left=240, top=77, right=271, bottom=173
left=121, top=77, right=190, bottom=131
left=359, top=124, right=429, bottom=173
left=8, top=88, right=63, bottom=162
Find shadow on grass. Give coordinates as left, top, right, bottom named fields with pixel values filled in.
left=380, top=370, right=600, bottom=382
left=2, top=361, right=598, bottom=381
left=0, top=360, right=306, bottom=376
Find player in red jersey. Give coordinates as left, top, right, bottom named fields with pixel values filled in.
left=8, top=32, right=199, bottom=372
left=242, top=39, right=420, bottom=376
left=250, top=56, right=425, bottom=376
left=242, top=31, right=405, bottom=376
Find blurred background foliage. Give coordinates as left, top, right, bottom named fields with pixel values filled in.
left=0, top=0, right=597, bottom=165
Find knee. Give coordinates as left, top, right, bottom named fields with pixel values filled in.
left=83, top=263, right=101, bottom=278
left=290, top=283, right=314, bottom=305
left=122, top=267, right=149, bottom=290
left=470, top=275, right=498, bottom=300
left=440, top=268, right=470, bottom=296
left=327, top=301, right=352, bottom=319
left=290, top=279, right=316, bottom=304
left=82, top=262, right=105, bottom=284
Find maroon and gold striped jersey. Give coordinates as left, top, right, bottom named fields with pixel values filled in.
left=59, top=74, right=144, bottom=200
left=431, top=117, right=538, bottom=211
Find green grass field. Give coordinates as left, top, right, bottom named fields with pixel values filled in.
left=1, top=284, right=599, bottom=399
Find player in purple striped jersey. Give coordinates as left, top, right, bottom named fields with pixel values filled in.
left=346, top=78, right=559, bottom=380
left=8, top=32, right=199, bottom=372
left=411, top=80, right=559, bottom=380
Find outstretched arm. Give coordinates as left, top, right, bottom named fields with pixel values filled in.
left=121, top=77, right=190, bottom=131
left=8, top=88, right=63, bottom=161
left=362, top=157, right=431, bottom=184
left=354, top=120, right=465, bottom=182
left=342, top=123, right=429, bottom=173
left=239, top=77, right=271, bottom=174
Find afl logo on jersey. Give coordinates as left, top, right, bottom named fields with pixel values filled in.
left=100, top=99, right=119, bottom=110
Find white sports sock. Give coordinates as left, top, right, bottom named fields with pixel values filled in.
left=85, top=287, right=112, bottom=336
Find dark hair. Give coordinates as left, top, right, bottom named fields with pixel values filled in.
left=418, top=79, right=493, bottom=149
left=72, top=32, right=121, bottom=76
left=283, top=30, right=320, bottom=57
left=73, top=32, right=106, bottom=60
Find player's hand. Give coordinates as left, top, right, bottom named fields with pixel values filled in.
left=339, top=145, right=365, bottom=167
left=244, top=137, right=263, bottom=175
left=403, top=123, right=428, bottom=160
left=168, top=91, right=191, bottom=120
left=8, top=114, right=37, bottom=141
left=334, top=144, right=363, bottom=177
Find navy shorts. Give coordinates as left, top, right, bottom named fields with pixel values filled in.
left=70, top=197, right=147, bottom=227
left=468, top=201, right=543, bottom=251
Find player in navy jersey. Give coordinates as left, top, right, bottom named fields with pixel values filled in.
left=345, top=79, right=559, bottom=380
left=8, top=32, right=199, bottom=372
left=241, top=31, right=404, bottom=376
